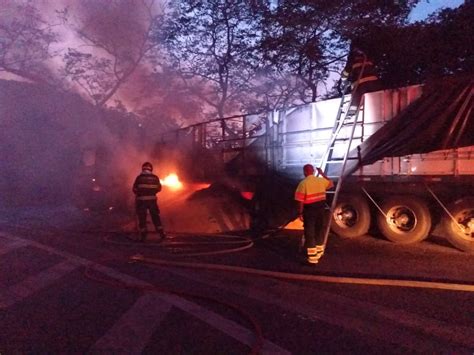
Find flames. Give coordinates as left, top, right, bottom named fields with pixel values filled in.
left=161, top=173, right=183, bottom=190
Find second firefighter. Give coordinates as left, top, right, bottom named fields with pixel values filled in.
left=295, top=164, right=334, bottom=264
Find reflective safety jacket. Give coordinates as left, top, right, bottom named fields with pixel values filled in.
left=341, top=53, right=378, bottom=90
left=133, top=171, right=162, bottom=201
left=294, top=175, right=332, bottom=204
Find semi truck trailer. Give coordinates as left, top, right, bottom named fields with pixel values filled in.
left=158, top=77, right=473, bottom=252
left=260, top=77, right=474, bottom=252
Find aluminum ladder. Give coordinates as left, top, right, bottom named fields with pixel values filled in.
left=320, top=89, right=367, bottom=247
left=319, top=86, right=364, bottom=178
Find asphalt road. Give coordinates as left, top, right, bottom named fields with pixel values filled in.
left=1, top=206, right=474, bottom=354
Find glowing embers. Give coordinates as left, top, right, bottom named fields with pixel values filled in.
left=195, top=183, right=211, bottom=190
left=160, top=173, right=183, bottom=190
left=240, top=191, right=254, bottom=200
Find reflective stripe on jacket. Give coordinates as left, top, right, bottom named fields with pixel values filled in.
left=352, top=75, right=378, bottom=88
left=133, top=172, right=161, bottom=200
left=341, top=55, right=378, bottom=87
left=294, top=175, right=331, bottom=204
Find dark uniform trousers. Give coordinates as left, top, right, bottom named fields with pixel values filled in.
left=352, top=80, right=382, bottom=108
left=136, top=199, right=164, bottom=236
left=303, top=201, right=328, bottom=248
left=342, top=54, right=381, bottom=109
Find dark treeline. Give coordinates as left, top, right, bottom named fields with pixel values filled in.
left=1, top=0, right=472, bottom=126
left=0, top=0, right=472, bottom=209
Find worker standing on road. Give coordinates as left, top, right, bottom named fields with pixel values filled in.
left=338, top=45, right=381, bottom=109
left=132, top=162, right=166, bottom=242
left=295, top=164, right=334, bottom=264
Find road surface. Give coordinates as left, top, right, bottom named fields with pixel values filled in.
left=1, top=206, right=473, bottom=354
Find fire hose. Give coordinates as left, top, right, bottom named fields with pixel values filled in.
left=4, top=220, right=474, bottom=355
left=103, top=232, right=255, bottom=256
left=5, top=220, right=474, bottom=292
left=0, top=223, right=264, bottom=354
left=101, top=227, right=474, bottom=292
left=128, top=253, right=474, bottom=292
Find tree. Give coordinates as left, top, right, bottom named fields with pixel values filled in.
left=163, top=0, right=267, bottom=120
left=427, top=1, right=474, bottom=77
left=62, top=0, right=164, bottom=108
left=0, top=1, right=58, bottom=84
left=132, top=64, right=204, bottom=127
left=244, top=67, right=303, bottom=112
left=261, top=0, right=419, bottom=102
left=355, top=1, right=474, bottom=88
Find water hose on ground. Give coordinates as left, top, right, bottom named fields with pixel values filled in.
left=103, top=214, right=474, bottom=293
left=129, top=254, right=474, bottom=293
left=4, top=220, right=474, bottom=293
left=103, top=232, right=255, bottom=256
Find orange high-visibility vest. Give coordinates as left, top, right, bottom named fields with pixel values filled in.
left=294, top=175, right=331, bottom=204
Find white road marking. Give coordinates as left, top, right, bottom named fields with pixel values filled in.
left=0, top=238, right=29, bottom=256
left=158, top=293, right=291, bottom=355
left=0, top=260, right=79, bottom=308
left=0, top=232, right=290, bottom=354
left=91, top=293, right=172, bottom=354
left=169, top=268, right=474, bottom=351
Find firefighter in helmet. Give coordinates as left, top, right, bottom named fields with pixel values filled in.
left=338, top=45, right=381, bottom=109
left=295, top=164, right=334, bottom=264
left=132, top=162, right=166, bottom=241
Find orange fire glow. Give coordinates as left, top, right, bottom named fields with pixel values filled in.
left=195, top=183, right=211, bottom=190
left=284, top=217, right=304, bottom=230
left=161, top=173, right=183, bottom=190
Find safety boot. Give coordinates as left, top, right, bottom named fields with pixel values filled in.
left=156, top=227, right=166, bottom=241
left=315, top=245, right=325, bottom=261
left=139, top=229, right=147, bottom=242
left=306, top=247, right=319, bottom=264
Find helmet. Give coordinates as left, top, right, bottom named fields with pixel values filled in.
left=142, top=162, right=153, bottom=172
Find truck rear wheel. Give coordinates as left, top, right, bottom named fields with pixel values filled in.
left=376, top=196, right=431, bottom=244
left=331, top=194, right=370, bottom=238
left=442, top=197, right=474, bottom=253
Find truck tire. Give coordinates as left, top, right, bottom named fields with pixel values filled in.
left=331, top=194, right=371, bottom=238
left=442, top=197, right=474, bottom=253
left=376, top=195, right=431, bottom=244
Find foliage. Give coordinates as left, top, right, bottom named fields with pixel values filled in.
left=162, top=0, right=268, bottom=119
left=428, top=1, right=474, bottom=77
left=357, top=1, right=474, bottom=88
left=1, top=0, right=471, bottom=130
left=63, top=48, right=116, bottom=104
left=61, top=0, right=164, bottom=107
left=0, top=1, right=58, bottom=84
left=260, top=0, right=418, bottom=102
left=134, top=64, right=204, bottom=126
left=244, top=68, right=303, bottom=112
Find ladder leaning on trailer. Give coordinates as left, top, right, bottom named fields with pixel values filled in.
left=320, top=75, right=473, bottom=252
left=319, top=56, right=370, bottom=247
left=320, top=87, right=366, bottom=247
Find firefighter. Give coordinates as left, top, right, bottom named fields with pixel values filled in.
left=338, top=46, right=381, bottom=109
left=132, top=162, right=166, bottom=241
left=295, top=164, right=334, bottom=264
